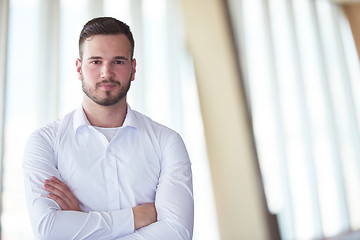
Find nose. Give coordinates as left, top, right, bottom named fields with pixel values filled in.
left=100, top=63, right=115, bottom=79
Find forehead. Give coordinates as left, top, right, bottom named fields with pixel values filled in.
left=82, top=34, right=132, bottom=57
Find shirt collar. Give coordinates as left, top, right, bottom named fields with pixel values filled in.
left=73, top=104, right=142, bottom=133
left=123, top=105, right=143, bottom=130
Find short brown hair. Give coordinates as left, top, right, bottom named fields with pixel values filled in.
left=79, top=17, right=135, bottom=59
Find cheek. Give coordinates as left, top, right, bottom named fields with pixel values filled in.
left=118, top=68, right=133, bottom=79
left=82, top=67, right=98, bottom=81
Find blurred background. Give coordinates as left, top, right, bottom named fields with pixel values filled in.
left=1, top=0, right=360, bottom=239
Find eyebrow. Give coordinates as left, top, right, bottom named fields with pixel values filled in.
left=87, top=56, right=129, bottom=61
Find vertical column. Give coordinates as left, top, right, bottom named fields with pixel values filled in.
left=0, top=0, right=9, bottom=234
left=88, top=0, right=104, bottom=18
left=128, top=0, right=146, bottom=111
left=341, top=3, right=360, bottom=230
left=180, top=0, right=272, bottom=239
left=38, top=0, right=60, bottom=123
left=343, top=3, right=360, bottom=60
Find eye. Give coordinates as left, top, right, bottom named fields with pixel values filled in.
left=114, top=60, right=124, bottom=64
left=91, top=60, right=101, bottom=64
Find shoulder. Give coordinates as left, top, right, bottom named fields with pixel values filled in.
left=127, top=109, right=192, bottom=168
left=131, top=109, right=181, bottom=140
left=26, top=110, right=76, bottom=147
left=23, top=110, right=78, bottom=169
left=130, top=110, right=188, bottom=158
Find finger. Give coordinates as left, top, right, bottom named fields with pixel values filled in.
left=44, top=182, right=72, bottom=204
left=45, top=184, right=79, bottom=211
left=44, top=178, right=81, bottom=211
left=44, top=180, right=67, bottom=195
left=47, top=177, right=71, bottom=193
left=48, top=193, right=70, bottom=210
left=47, top=178, right=78, bottom=205
left=51, top=178, right=79, bottom=203
left=51, top=176, right=60, bottom=182
left=51, top=176, right=67, bottom=187
left=45, top=178, right=73, bottom=199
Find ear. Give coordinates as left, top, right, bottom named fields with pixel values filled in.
left=131, top=58, right=137, bottom=81
left=76, top=58, right=82, bottom=80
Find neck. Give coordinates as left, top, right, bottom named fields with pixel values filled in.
left=82, top=96, right=128, bottom=128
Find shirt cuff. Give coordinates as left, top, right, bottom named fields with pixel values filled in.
left=110, top=208, right=134, bottom=237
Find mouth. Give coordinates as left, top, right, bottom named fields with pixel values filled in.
left=97, top=80, right=120, bottom=91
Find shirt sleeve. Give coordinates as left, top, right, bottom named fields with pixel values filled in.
left=23, top=129, right=135, bottom=240
left=120, top=131, right=194, bottom=240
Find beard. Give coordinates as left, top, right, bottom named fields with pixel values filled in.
left=81, top=74, right=132, bottom=106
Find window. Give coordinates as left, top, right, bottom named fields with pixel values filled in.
left=227, top=0, right=360, bottom=239
left=3, top=0, right=41, bottom=238
left=1, top=0, right=219, bottom=239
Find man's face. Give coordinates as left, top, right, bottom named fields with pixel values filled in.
left=76, top=34, right=136, bottom=106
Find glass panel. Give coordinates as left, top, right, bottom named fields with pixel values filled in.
left=229, top=0, right=296, bottom=238
left=104, top=0, right=132, bottom=23
left=267, top=0, right=320, bottom=238
left=2, top=0, right=40, bottom=239
left=58, top=0, right=87, bottom=116
left=240, top=0, right=284, bottom=215
left=228, top=0, right=360, bottom=238
left=2, top=1, right=218, bottom=240
left=293, top=0, right=340, bottom=237
left=335, top=4, right=360, bottom=232
left=316, top=0, right=351, bottom=236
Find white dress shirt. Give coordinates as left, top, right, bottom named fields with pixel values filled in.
left=23, top=105, right=194, bottom=240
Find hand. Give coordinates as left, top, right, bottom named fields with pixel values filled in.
left=132, top=202, right=157, bottom=230
left=44, top=176, right=81, bottom=211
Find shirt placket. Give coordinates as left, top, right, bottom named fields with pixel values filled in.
left=105, top=143, right=121, bottom=210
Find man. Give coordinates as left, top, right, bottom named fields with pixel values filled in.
left=23, top=17, right=194, bottom=240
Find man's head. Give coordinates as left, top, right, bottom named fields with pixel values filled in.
left=79, top=17, right=135, bottom=60
left=76, top=17, right=136, bottom=107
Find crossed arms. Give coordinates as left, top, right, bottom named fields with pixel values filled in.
left=44, top=176, right=157, bottom=230
left=23, top=128, right=194, bottom=240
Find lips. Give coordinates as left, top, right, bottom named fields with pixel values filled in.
left=97, top=80, right=120, bottom=90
